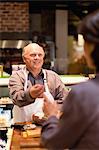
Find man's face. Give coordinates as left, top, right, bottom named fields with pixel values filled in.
left=24, top=44, right=45, bottom=71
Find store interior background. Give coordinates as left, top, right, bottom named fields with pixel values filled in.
left=0, top=1, right=99, bottom=145
left=0, top=0, right=99, bottom=75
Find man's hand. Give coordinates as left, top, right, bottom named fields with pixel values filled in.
left=29, top=84, right=44, bottom=99
left=43, top=93, right=59, bottom=118
left=32, top=114, right=47, bottom=125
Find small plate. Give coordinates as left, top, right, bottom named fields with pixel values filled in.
left=23, top=124, right=36, bottom=130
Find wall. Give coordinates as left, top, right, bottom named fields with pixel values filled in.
left=0, top=2, right=29, bottom=39
left=0, top=2, right=72, bottom=74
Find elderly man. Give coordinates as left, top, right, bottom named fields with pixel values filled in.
left=8, top=43, right=68, bottom=123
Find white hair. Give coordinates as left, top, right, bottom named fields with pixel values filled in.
left=22, top=43, right=44, bottom=57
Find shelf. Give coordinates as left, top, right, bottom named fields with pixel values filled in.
left=0, top=78, right=9, bottom=86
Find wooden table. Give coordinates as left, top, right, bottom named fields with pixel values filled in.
left=10, top=126, right=47, bottom=150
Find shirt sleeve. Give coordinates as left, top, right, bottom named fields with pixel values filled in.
left=8, top=71, right=35, bottom=107
left=53, top=72, right=69, bottom=105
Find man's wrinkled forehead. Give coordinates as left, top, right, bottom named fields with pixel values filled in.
left=23, top=43, right=44, bottom=55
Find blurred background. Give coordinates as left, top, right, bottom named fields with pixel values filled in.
left=0, top=1, right=99, bottom=147
left=0, top=0, right=98, bottom=75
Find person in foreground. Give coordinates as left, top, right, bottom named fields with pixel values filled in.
left=41, top=9, right=99, bottom=149
left=8, top=43, right=68, bottom=123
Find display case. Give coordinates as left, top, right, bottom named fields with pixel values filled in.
left=0, top=73, right=13, bottom=144
left=0, top=74, right=13, bottom=150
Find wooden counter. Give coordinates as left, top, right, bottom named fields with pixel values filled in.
left=10, top=126, right=46, bottom=150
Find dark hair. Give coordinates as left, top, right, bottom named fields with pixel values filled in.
left=78, top=9, right=99, bottom=71
left=91, top=44, right=99, bottom=71
left=32, top=34, right=48, bottom=51
left=36, top=35, right=48, bottom=51
left=78, top=9, right=99, bottom=44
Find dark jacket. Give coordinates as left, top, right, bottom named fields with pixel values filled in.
left=41, top=74, right=99, bottom=149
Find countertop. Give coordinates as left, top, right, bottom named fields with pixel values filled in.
left=0, top=74, right=89, bottom=86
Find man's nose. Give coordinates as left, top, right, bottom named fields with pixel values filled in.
left=35, top=54, right=39, bottom=59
